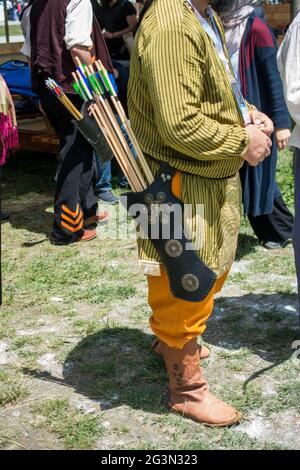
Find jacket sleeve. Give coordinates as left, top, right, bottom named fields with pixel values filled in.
left=255, top=19, right=290, bottom=129
left=277, top=18, right=300, bottom=127
left=64, top=0, right=93, bottom=50
left=141, top=27, right=249, bottom=162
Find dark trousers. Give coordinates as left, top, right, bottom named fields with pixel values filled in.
left=248, top=194, right=294, bottom=244
left=37, top=85, right=97, bottom=243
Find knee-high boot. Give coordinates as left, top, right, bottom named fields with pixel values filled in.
left=157, top=338, right=242, bottom=427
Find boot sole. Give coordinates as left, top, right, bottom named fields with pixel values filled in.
left=170, top=407, right=242, bottom=427
left=201, top=411, right=242, bottom=427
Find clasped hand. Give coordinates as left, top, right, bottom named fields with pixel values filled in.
left=243, top=110, right=274, bottom=167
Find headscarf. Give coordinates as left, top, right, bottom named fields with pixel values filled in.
left=221, top=0, right=262, bottom=57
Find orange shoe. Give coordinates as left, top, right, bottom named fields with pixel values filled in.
left=84, top=211, right=109, bottom=227
left=76, top=228, right=97, bottom=242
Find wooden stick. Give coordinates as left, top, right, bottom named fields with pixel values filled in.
left=94, top=93, right=147, bottom=190
left=90, top=106, right=134, bottom=188
left=56, top=96, right=81, bottom=120
left=91, top=105, right=139, bottom=191
left=93, top=104, right=143, bottom=192
left=73, top=61, right=142, bottom=189
left=74, top=56, right=87, bottom=79
left=95, top=60, right=154, bottom=185
left=92, top=102, right=141, bottom=190
left=86, top=64, right=102, bottom=96
left=61, top=99, right=81, bottom=119
left=75, top=70, right=92, bottom=101
left=60, top=96, right=82, bottom=120
left=91, top=107, right=135, bottom=190
left=78, top=58, right=153, bottom=188
left=60, top=93, right=82, bottom=119
left=72, top=72, right=88, bottom=101
left=45, top=79, right=82, bottom=120
left=116, top=109, right=154, bottom=185
left=88, top=65, right=147, bottom=188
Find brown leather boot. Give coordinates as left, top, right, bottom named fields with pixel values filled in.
left=158, top=338, right=242, bottom=427
left=152, top=338, right=210, bottom=359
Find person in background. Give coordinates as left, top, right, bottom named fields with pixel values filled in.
left=17, top=1, right=22, bottom=18
left=218, top=0, right=293, bottom=250
left=125, top=0, right=146, bottom=18
left=24, top=0, right=113, bottom=244
left=90, top=0, right=119, bottom=205
left=92, top=0, right=137, bottom=112
left=134, top=0, right=146, bottom=17
left=22, top=1, right=118, bottom=207
left=20, top=0, right=35, bottom=61
left=277, top=10, right=300, bottom=310
left=0, top=74, right=18, bottom=220
left=6, top=1, right=13, bottom=21
left=94, top=159, right=118, bottom=204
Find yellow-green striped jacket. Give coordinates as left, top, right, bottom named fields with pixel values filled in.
left=128, top=0, right=250, bottom=277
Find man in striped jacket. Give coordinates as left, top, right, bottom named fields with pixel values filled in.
left=128, top=0, right=273, bottom=426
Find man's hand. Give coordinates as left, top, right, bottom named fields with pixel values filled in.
left=249, top=110, right=274, bottom=137
left=275, top=128, right=291, bottom=150
left=243, top=124, right=272, bottom=166
left=103, top=30, right=114, bottom=39
left=70, top=45, right=94, bottom=68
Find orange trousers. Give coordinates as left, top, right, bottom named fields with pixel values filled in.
left=147, top=171, right=229, bottom=349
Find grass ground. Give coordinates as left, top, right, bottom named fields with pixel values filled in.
left=0, top=149, right=299, bottom=450
left=0, top=24, right=23, bottom=38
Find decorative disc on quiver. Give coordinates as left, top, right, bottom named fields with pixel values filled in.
left=156, top=191, right=167, bottom=203
left=181, top=273, right=200, bottom=292
left=144, top=193, right=154, bottom=204
left=164, top=239, right=183, bottom=258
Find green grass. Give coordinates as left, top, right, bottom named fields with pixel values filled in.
left=0, top=323, right=15, bottom=340
left=32, top=399, right=104, bottom=449
left=218, top=429, right=285, bottom=450
left=76, top=284, right=136, bottom=304
left=0, top=149, right=299, bottom=450
left=175, top=428, right=286, bottom=450
left=216, top=348, right=253, bottom=372
left=276, top=148, right=294, bottom=212
left=252, top=254, right=296, bottom=276
left=0, top=368, right=29, bottom=406
left=72, top=319, right=103, bottom=336
left=12, top=335, right=45, bottom=350
left=266, top=381, right=300, bottom=415
left=0, top=24, right=23, bottom=38
left=219, top=383, right=265, bottom=415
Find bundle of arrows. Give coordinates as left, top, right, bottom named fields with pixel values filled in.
left=45, top=58, right=154, bottom=192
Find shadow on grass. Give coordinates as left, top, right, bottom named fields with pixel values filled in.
left=2, top=150, right=56, bottom=239
left=22, top=327, right=168, bottom=415
left=7, top=198, right=54, bottom=241
left=236, top=233, right=258, bottom=260
left=21, top=293, right=300, bottom=412
left=206, top=292, right=300, bottom=389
